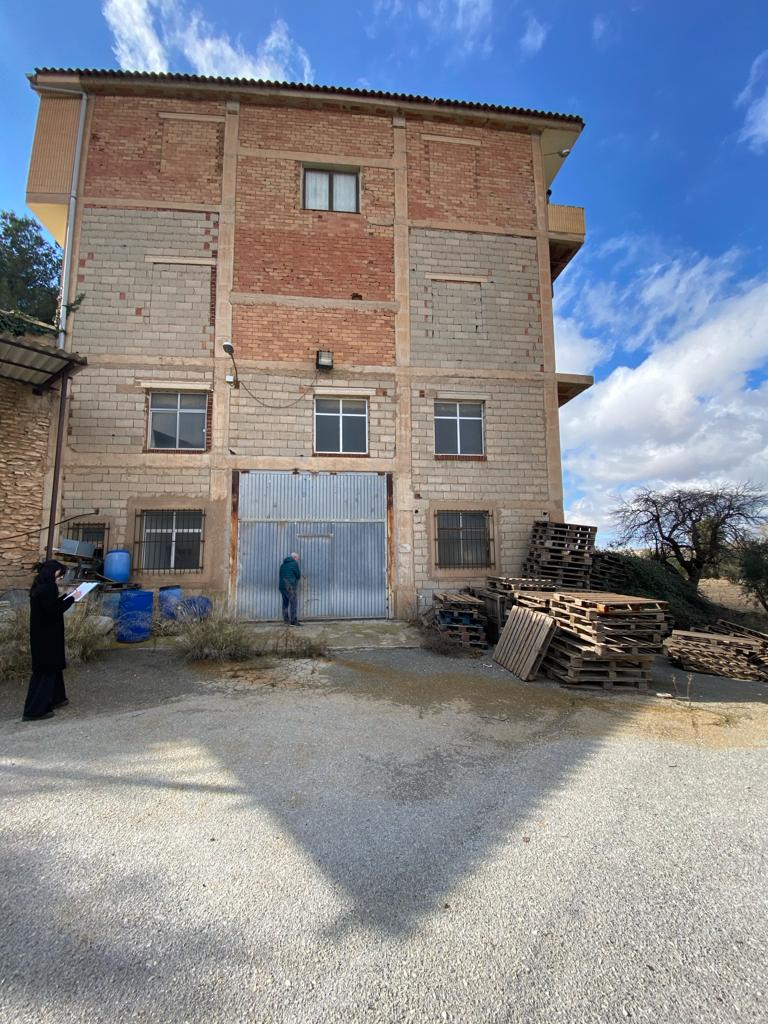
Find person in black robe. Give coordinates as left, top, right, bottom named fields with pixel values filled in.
left=22, top=560, right=75, bottom=721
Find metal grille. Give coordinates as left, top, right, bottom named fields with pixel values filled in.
left=435, top=511, right=493, bottom=569
left=134, top=510, right=205, bottom=573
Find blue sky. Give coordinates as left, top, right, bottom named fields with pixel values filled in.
left=2, top=1, right=767, bottom=530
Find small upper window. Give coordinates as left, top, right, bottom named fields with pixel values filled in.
left=304, top=169, right=359, bottom=213
left=148, top=392, right=208, bottom=450
left=314, top=397, right=368, bottom=454
left=434, top=401, right=484, bottom=456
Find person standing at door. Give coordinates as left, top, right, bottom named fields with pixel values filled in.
left=22, top=559, right=75, bottom=721
left=278, top=552, right=301, bottom=626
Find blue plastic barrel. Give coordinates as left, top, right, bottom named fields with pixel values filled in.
left=115, top=589, right=154, bottom=643
left=104, top=549, right=131, bottom=583
left=100, top=591, right=121, bottom=620
left=178, top=595, right=212, bottom=620
left=158, top=585, right=183, bottom=619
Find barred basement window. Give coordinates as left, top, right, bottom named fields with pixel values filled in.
left=435, top=511, right=493, bottom=569
left=303, top=168, right=359, bottom=212
left=61, top=522, right=110, bottom=558
left=135, top=510, right=204, bottom=573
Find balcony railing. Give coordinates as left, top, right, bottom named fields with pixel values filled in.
left=547, top=204, right=586, bottom=237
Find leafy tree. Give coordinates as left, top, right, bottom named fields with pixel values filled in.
left=611, top=485, right=767, bottom=588
left=726, top=538, right=768, bottom=615
left=0, top=211, right=61, bottom=323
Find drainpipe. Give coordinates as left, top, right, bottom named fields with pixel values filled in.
left=57, top=89, right=88, bottom=349
left=45, top=367, right=71, bottom=559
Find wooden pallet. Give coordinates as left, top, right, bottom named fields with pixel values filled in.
left=493, top=605, right=557, bottom=680
left=485, top=576, right=557, bottom=593
left=664, top=629, right=768, bottom=681
left=552, top=592, right=668, bottom=614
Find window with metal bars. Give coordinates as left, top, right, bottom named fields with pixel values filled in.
left=303, top=168, right=359, bottom=212
left=135, top=510, right=204, bottom=573
left=435, top=510, right=493, bottom=569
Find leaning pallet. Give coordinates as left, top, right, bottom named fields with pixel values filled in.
left=663, top=630, right=768, bottom=682
left=493, top=604, right=557, bottom=680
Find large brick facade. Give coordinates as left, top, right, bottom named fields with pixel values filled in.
left=21, top=73, right=586, bottom=614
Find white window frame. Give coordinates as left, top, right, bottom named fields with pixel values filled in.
left=303, top=167, right=360, bottom=213
left=140, top=510, right=204, bottom=572
left=434, top=400, right=485, bottom=456
left=313, top=396, right=369, bottom=455
left=147, top=391, right=208, bottom=451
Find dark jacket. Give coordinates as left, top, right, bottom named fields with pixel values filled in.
left=30, top=582, right=74, bottom=672
left=278, top=556, right=301, bottom=592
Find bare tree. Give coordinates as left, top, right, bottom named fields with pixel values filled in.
left=611, top=485, right=767, bottom=588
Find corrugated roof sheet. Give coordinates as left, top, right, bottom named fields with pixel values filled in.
left=31, top=68, right=583, bottom=125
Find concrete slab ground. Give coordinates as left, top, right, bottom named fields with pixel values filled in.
left=247, top=618, right=424, bottom=650
left=1, top=646, right=766, bottom=1024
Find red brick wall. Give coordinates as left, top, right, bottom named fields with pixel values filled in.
left=406, top=118, right=536, bottom=231
left=234, top=158, right=395, bottom=300
left=239, top=104, right=394, bottom=157
left=232, top=304, right=396, bottom=364
left=85, top=96, right=225, bottom=204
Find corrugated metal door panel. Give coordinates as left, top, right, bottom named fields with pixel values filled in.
left=236, top=472, right=388, bottom=620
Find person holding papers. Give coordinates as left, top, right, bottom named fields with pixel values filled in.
left=22, top=560, right=96, bottom=721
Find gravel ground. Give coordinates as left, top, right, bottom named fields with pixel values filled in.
left=1, top=647, right=766, bottom=1024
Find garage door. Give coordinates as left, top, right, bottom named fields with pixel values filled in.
left=236, top=471, right=389, bottom=620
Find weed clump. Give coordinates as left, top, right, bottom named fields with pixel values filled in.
left=174, top=604, right=254, bottom=662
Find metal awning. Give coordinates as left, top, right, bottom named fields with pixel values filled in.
left=0, top=333, right=86, bottom=389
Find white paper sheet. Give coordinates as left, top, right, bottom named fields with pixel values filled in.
left=70, top=581, right=100, bottom=602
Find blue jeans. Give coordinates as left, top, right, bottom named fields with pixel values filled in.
left=280, top=586, right=298, bottom=624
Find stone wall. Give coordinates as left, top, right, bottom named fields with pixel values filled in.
left=0, top=379, right=55, bottom=588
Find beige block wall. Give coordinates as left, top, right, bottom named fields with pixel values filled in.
left=409, top=229, right=542, bottom=370
left=73, top=206, right=216, bottom=358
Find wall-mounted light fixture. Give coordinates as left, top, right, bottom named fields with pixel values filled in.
left=543, top=148, right=572, bottom=158
left=222, top=340, right=239, bottom=387
left=316, top=350, right=334, bottom=370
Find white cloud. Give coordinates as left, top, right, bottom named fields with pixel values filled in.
left=414, top=0, right=493, bottom=53
left=520, top=13, right=548, bottom=56
left=736, top=50, right=768, bottom=153
left=102, top=1, right=313, bottom=82
left=592, top=15, right=607, bottom=44
left=554, top=315, right=609, bottom=375
left=561, top=280, right=768, bottom=511
left=103, top=0, right=168, bottom=72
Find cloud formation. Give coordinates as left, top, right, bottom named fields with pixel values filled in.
left=592, top=15, right=607, bottom=45
left=414, top=0, right=493, bottom=54
left=520, top=14, right=548, bottom=56
left=102, top=0, right=313, bottom=81
left=736, top=50, right=768, bottom=152
left=557, top=241, right=768, bottom=530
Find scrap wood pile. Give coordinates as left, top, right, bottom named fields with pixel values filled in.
left=476, top=576, right=557, bottom=627
left=664, top=620, right=768, bottom=681
left=589, top=551, right=631, bottom=591
left=428, top=590, right=487, bottom=650
left=541, top=591, right=670, bottom=691
left=521, top=520, right=597, bottom=590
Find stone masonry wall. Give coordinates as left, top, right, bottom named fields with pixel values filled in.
left=74, top=207, right=217, bottom=359
left=409, top=229, right=542, bottom=370
left=0, top=379, right=55, bottom=587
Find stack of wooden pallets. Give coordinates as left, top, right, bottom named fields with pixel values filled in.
left=485, top=575, right=557, bottom=594
left=589, top=551, right=630, bottom=591
left=664, top=621, right=768, bottom=681
left=477, top=576, right=558, bottom=630
left=432, top=590, right=488, bottom=650
left=542, top=592, right=670, bottom=690
left=521, top=521, right=597, bottom=590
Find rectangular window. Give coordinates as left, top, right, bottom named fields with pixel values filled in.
left=434, top=401, right=485, bottom=455
left=148, top=392, right=208, bottom=450
left=435, top=511, right=493, bottom=569
left=60, top=522, right=110, bottom=559
left=137, top=510, right=204, bottom=572
left=314, top=397, right=368, bottom=454
left=304, top=168, right=359, bottom=212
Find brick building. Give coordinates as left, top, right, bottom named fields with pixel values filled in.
left=23, top=69, right=589, bottom=618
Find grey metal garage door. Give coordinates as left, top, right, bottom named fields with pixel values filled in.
left=236, top=471, right=389, bottom=620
